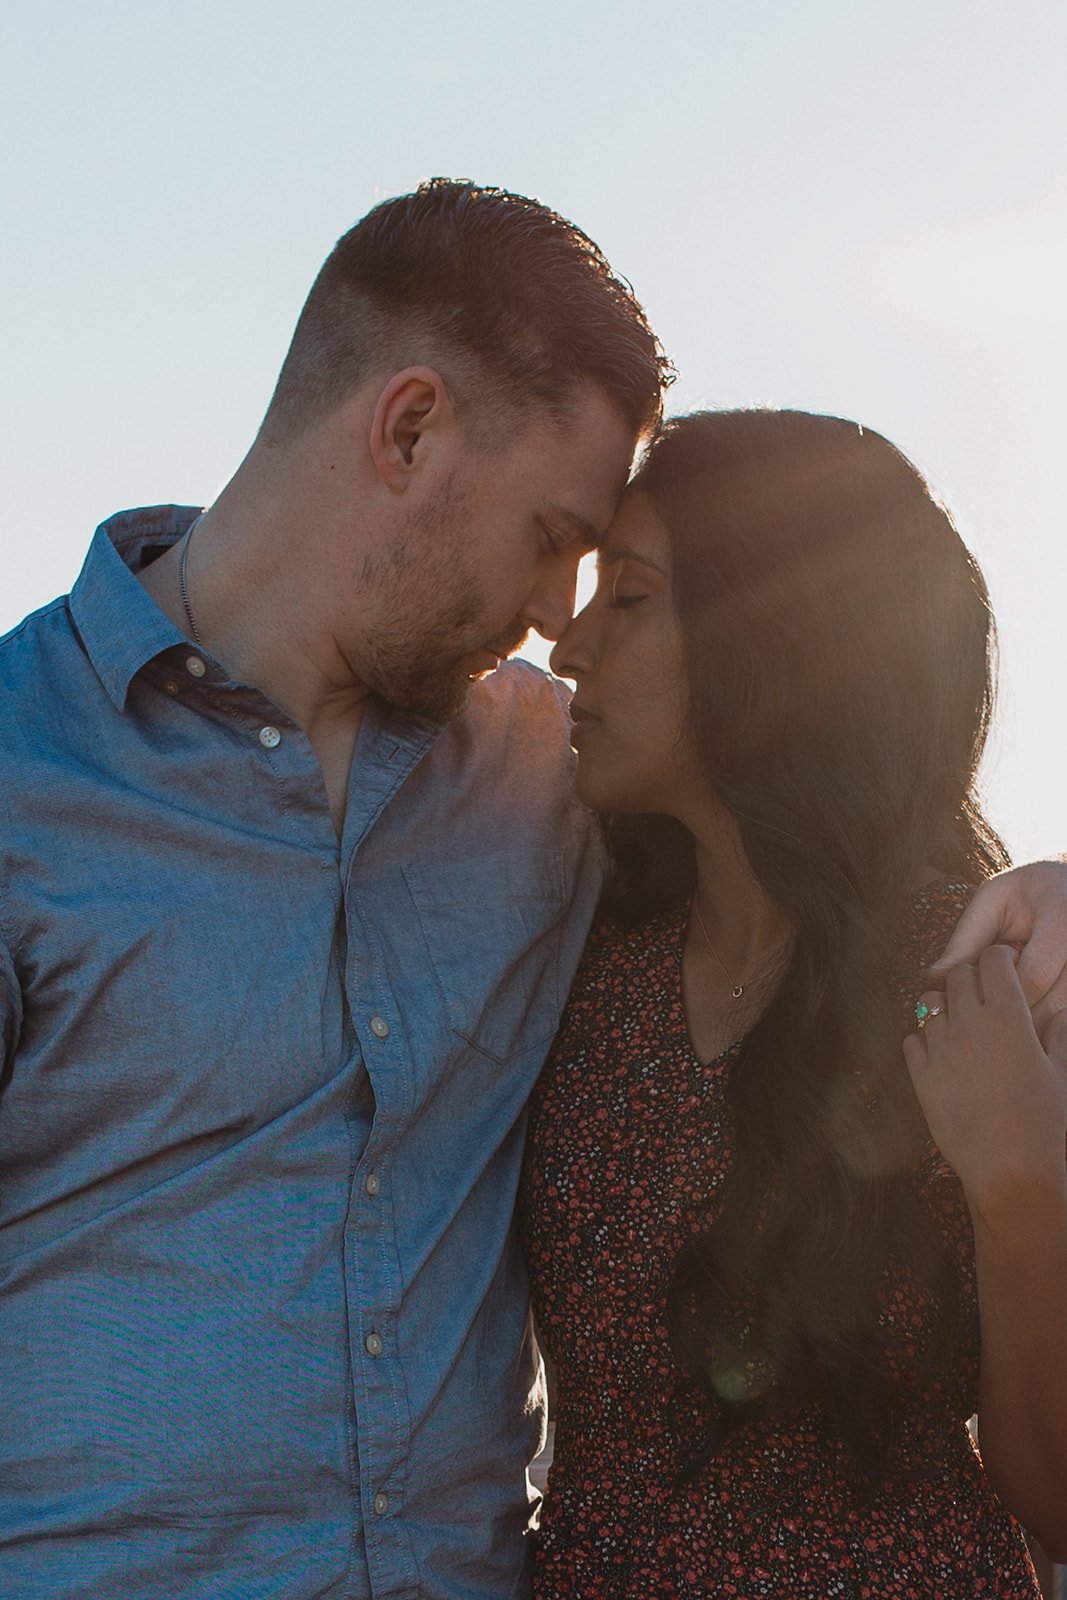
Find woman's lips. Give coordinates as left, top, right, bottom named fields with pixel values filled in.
left=568, top=703, right=600, bottom=742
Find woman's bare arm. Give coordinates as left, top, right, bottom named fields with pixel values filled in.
left=905, top=947, right=1067, bottom=1560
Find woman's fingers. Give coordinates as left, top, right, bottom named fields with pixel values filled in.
left=1031, top=970, right=1067, bottom=1040
left=1041, top=1008, right=1067, bottom=1070
left=945, top=962, right=981, bottom=1016
left=912, top=989, right=948, bottom=1042
left=977, top=943, right=1030, bottom=1007
left=933, top=883, right=1007, bottom=969
left=930, top=861, right=1067, bottom=1016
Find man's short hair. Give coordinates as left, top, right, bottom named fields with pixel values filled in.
left=261, top=178, right=672, bottom=446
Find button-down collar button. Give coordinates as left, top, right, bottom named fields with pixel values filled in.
left=185, top=656, right=206, bottom=678
left=373, top=1492, right=389, bottom=1516
left=258, top=725, right=281, bottom=749
left=369, top=1016, right=390, bottom=1040
left=365, top=1171, right=381, bottom=1196
left=163, top=679, right=180, bottom=696
left=365, top=1332, right=384, bottom=1357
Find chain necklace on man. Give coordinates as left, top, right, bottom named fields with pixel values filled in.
left=178, top=513, right=205, bottom=645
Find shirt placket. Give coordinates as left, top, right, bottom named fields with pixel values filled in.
left=177, top=661, right=437, bottom=1597
left=339, top=722, right=438, bottom=1599
left=174, top=652, right=396, bottom=1588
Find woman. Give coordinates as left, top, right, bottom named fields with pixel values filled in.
left=521, top=410, right=1067, bottom=1597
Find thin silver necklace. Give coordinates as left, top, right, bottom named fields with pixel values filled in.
left=693, top=897, right=784, bottom=1002
left=178, top=513, right=205, bottom=645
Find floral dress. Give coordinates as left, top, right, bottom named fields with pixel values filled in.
left=520, top=883, right=1041, bottom=1598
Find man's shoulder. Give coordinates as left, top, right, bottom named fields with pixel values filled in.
left=0, top=594, right=73, bottom=655
left=417, top=659, right=583, bottom=830
left=0, top=595, right=78, bottom=715
left=447, top=652, right=572, bottom=745
left=452, top=659, right=572, bottom=768
left=0, top=600, right=86, bottom=849
left=468, top=657, right=570, bottom=724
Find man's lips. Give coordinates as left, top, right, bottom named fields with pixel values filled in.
left=465, top=624, right=529, bottom=676
left=464, top=647, right=502, bottom=676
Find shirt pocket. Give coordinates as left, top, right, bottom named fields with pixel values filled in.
left=403, top=848, right=566, bottom=1065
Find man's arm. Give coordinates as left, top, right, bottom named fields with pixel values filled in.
left=932, top=859, right=1067, bottom=1035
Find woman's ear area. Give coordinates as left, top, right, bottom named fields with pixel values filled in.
left=369, top=367, right=456, bottom=491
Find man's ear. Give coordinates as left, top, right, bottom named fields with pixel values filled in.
left=369, top=367, right=454, bottom=491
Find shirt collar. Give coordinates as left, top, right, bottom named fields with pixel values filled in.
left=68, top=505, right=461, bottom=750
left=69, top=505, right=202, bottom=711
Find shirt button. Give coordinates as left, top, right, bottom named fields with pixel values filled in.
left=185, top=656, right=206, bottom=678
left=365, top=1332, right=384, bottom=1357
left=365, top=1171, right=381, bottom=1196
left=373, top=1492, right=389, bottom=1516
left=258, top=725, right=281, bottom=749
left=369, top=1016, right=390, bottom=1040
left=163, top=679, right=180, bottom=696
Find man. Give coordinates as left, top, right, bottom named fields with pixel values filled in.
left=0, top=179, right=661, bottom=1600
left=0, top=179, right=1064, bottom=1600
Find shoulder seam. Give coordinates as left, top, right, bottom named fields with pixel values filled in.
left=0, top=595, right=70, bottom=654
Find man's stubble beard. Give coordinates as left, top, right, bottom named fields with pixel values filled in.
left=353, top=476, right=528, bottom=724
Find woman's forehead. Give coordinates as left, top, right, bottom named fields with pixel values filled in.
left=597, top=490, right=670, bottom=573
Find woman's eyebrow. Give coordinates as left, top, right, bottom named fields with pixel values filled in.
left=596, top=545, right=669, bottom=576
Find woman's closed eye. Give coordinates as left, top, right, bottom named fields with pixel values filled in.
left=607, top=569, right=651, bottom=610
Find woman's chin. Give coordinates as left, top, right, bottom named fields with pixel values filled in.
left=572, top=760, right=633, bottom=814
left=571, top=760, right=608, bottom=811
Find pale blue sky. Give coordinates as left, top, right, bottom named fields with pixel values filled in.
left=2, top=0, right=1064, bottom=856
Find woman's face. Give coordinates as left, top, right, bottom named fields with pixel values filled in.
left=549, top=490, right=706, bottom=818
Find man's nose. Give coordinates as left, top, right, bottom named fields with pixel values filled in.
left=521, top=558, right=580, bottom=643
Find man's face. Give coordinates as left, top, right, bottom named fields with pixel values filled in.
left=355, top=386, right=636, bottom=722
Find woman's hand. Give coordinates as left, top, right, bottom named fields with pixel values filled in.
left=932, top=859, right=1067, bottom=1037
left=904, top=944, right=1067, bottom=1214
left=907, top=944, right=1067, bottom=1560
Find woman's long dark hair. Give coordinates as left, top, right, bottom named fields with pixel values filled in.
left=603, top=410, right=1008, bottom=1481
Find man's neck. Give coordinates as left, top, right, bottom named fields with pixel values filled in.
left=137, top=447, right=374, bottom=740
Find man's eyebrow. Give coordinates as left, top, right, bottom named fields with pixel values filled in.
left=542, top=506, right=602, bottom=550
left=596, top=545, right=669, bottom=576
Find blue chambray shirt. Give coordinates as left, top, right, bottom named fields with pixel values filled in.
left=0, top=506, right=603, bottom=1600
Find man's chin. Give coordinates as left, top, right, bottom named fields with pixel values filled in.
left=489, top=627, right=529, bottom=663
left=375, top=636, right=526, bottom=724
left=390, top=665, right=482, bottom=725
